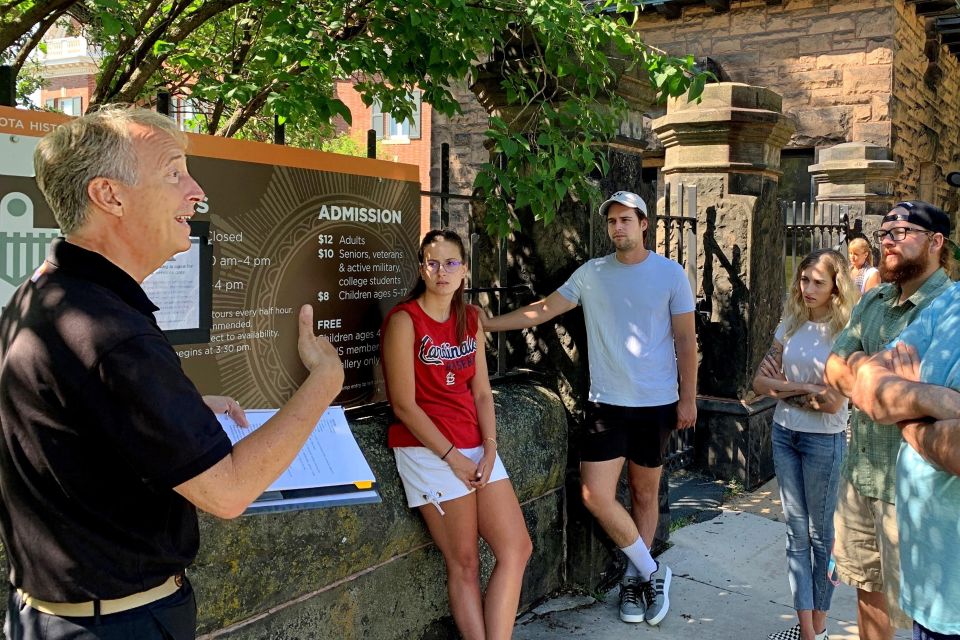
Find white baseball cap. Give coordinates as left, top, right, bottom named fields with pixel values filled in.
left=598, top=191, right=648, bottom=217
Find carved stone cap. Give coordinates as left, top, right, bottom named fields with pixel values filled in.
left=651, top=82, right=794, bottom=175
left=808, top=142, right=896, bottom=181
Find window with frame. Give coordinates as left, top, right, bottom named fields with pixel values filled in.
left=45, top=96, right=82, bottom=116
left=371, top=91, right=421, bottom=140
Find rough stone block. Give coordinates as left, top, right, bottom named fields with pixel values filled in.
left=712, top=38, right=744, bottom=54
left=196, top=382, right=567, bottom=635
left=855, top=11, right=894, bottom=39
left=694, top=397, right=777, bottom=490
left=865, top=44, right=894, bottom=65
left=843, top=65, right=892, bottom=93
left=852, top=121, right=892, bottom=146
left=790, top=55, right=819, bottom=72
left=852, top=105, right=872, bottom=122
left=715, top=50, right=762, bottom=72
left=809, top=15, right=854, bottom=34
left=202, top=491, right=565, bottom=639
left=799, top=34, right=833, bottom=55
left=791, top=105, right=852, bottom=140
left=816, top=51, right=865, bottom=69
left=871, top=94, right=890, bottom=120
left=794, top=69, right=842, bottom=90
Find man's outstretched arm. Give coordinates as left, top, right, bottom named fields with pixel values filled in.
left=483, top=290, right=577, bottom=332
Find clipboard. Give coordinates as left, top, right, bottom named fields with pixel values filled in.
left=218, top=406, right=381, bottom=515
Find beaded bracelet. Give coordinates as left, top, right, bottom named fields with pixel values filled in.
left=484, top=437, right=497, bottom=449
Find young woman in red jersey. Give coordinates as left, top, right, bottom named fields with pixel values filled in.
left=381, top=229, right=531, bottom=640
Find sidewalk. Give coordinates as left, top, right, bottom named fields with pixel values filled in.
left=514, top=476, right=911, bottom=639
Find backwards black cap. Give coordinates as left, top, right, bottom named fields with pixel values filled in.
left=883, top=201, right=951, bottom=236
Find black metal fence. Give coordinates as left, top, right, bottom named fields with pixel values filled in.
left=782, top=201, right=854, bottom=279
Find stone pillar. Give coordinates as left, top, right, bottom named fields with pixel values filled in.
left=652, top=83, right=794, bottom=489
left=808, top=141, right=896, bottom=241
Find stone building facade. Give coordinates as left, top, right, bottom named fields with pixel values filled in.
left=629, top=0, right=960, bottom=219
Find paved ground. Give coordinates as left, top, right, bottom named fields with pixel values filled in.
left=514, top=476, right=911, bottom=639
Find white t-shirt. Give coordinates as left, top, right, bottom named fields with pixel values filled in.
left=772, top=320, right=848, bottom=434
left=556, top=252, right=695, bottom=407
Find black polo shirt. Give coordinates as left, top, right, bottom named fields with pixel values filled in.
left=0, top=239, right=232, bottom=602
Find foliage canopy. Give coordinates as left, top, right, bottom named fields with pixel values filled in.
left=1, top=0, right=709, bottom=234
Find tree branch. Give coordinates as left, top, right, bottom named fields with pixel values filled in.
left=0, top=0, right=77, bottom=54
left=94, top=0, right=247, bottom=106
left=217, top=63, right=309, bottom=137
left=11, top=5, right=69, bottom=75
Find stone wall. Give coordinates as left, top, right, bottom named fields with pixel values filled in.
left=891, top=0, right=960, bottom=218
left=0, top=381, right=569, bottom=640
left=630, top=0, right=896, bottom=149
left=427, top=82, right=489, bottom=236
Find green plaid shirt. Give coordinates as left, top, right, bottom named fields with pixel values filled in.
left=831, top=268, right=952, bottom=503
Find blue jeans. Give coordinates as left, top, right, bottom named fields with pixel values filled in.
left=772, top=422, right=846, bottom=612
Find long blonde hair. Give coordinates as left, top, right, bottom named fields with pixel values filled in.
left=782, top=249, right=858, bottom=340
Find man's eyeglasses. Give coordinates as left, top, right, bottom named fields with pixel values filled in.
left=872, top=227, right=934, bottom=243
left=423, top=259, right=463, bottom=273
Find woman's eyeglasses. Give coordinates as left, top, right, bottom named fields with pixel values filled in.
left=872, top=227, right=933, bottom=243
left=422, top=259, right=463, bottom=273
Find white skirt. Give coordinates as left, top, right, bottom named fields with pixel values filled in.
left=394, top=445, right=509, bottom=514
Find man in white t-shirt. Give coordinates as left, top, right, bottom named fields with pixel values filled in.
left=484, top=191, right=697, bottom=626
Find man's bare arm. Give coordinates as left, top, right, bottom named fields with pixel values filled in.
left=482, top=290, right=577, bottom=332
left=175, top=305, right=344, bottom=519
left=672, top=312, right=698, bottom=429
left=849, top=345, right=960, bottom=424
left=900, top=419, right=960, bottom=476
left=824, top=351, right=869, bottom=398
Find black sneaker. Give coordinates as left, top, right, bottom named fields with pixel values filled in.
left=641, top=561, right=672, bottom=626
left=618, top=576, right=645, bottom=623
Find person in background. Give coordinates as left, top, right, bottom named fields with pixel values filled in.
left=753, top=249, right=858, bottom=640
left=848, top=237, right=880, bottom=294
left=380, top=229, right=532, bottom=640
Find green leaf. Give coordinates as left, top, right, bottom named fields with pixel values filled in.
left=100, top=13, right=122, bottom=36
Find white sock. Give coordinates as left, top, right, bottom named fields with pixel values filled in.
left=620, top=536, right=656, bottom=581
left=624, top=561, right=640, bottom=579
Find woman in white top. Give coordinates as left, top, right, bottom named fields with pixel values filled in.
left=753, top=249, right=858, bottom=640
left=848, top=237, right=880, bottom=293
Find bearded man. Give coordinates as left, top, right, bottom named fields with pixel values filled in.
left=824, top=201, right=954, bottom=640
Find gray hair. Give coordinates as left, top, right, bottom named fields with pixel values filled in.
left=33, top=106, right=187, bottom=234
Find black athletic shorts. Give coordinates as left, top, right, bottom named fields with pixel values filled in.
left=581, top=401, right=678, bottom=468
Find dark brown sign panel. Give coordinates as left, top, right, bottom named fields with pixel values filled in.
left=0, top=106, right=421, bottom=408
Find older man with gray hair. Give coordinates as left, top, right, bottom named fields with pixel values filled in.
left=0, top=107, right=344, bottom=639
